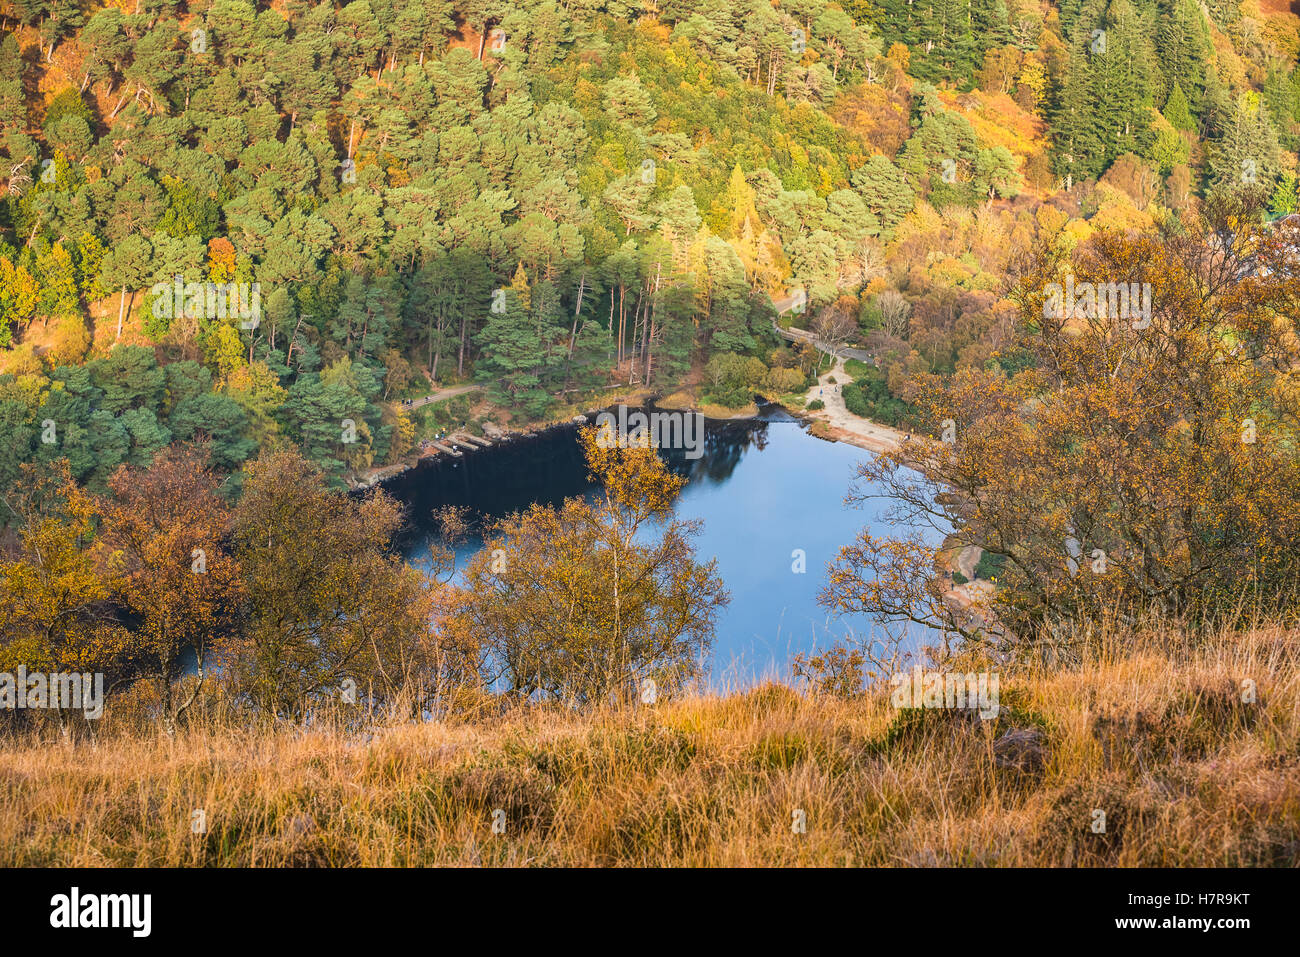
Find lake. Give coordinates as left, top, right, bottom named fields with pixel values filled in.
left=388, top=404, right=932, bottom=686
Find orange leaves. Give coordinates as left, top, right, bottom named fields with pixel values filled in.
left=206, top=237, right=237, bottom=283
left=580, top=424, right=685, bottom=523
left=98, top=445, right=244, bottom=706
left=841, top=200, right=1300, bottom=641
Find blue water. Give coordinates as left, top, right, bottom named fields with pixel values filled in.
left=394, top=407, right=933, bottom=684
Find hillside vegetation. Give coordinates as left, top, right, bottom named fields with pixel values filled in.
left=0, top=0, right=1294, bottom=487
left=2, top=622, right=1296, bottom=866
left=1, top=1, right=1299, bottom=868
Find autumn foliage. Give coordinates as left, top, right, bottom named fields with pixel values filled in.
left=445, top=426, right=728, bottom=706
left=824, top=194, right=1300, bottom=645
left=0, top=425, right=731, bottom=730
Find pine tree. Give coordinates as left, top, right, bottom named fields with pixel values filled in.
left=1155, top=0, right=1210, bottom=112
left=1088, top=0, right=1155, bottom=170
left=1269, top=172, right=1298, bottom=218
left=1209, top=92, right=1284, bottom=196
left=851, top=155, right=914, bottom=234
left=1163, top=82, right=1195, bottom=132
left=474, top=289, right=551, bottom=418
left=1052, top=48, right=1098, bottom=184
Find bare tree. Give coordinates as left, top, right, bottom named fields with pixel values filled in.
left=876, top=289, right=911, bottom=339
left=812, top=295, right=857, bottom=360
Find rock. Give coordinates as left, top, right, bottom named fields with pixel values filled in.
left=994, top=727, right=1047, bottom=773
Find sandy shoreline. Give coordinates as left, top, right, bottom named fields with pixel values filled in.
left=800, top=358, right=909, bottom=455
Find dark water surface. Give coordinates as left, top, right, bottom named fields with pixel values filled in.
left=388, top=405, right=931, bottom=685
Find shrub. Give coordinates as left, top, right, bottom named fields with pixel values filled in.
left=791, top=644, right=866, bottom=698
left=973, top=550, right=1006, bottom=581
left=707, top=385, right=751, bottom=408
left=840, top=366, right=916, bottom=427
left=841, top=382, right=870, bottom=417
left=704, top=351, right=773, bottom=406
left=762, top=365, right=806, bottom=395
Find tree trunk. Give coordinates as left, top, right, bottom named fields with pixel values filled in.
left=643, top=263, right=661, bottom=386
left=286, top=313, right=304, bottom=367
left=116, top=284, right=128, bottom=341
left=457, top=311, right=467, bottom=377
left=568, top=272, right=585, bottom=359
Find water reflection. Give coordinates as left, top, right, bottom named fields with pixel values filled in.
left=390, top=403, right=929, bottom=684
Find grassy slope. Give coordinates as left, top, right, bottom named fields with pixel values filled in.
left=2, top=624, right=1297, bottom=866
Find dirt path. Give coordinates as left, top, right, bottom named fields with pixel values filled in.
left=402, top=384, right=478, bottom=410
left=951, top=544, right=982, bottom=580
left=803, top=358, right=909, bottom=456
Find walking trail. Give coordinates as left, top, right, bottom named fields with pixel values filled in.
left=403, top=383, right=478, bottom=410
left=804, top=357, right=909, bottom=456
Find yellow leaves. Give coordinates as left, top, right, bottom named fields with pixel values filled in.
left=0, top=463, right=122, bottom=675
left=1063, top=217, right=1093, bottom=247
left=56, top=622, right=134, bottom=674
left=207, top=237, right=237, bottom=283
left=208, top=323, right=246, bottom=380
left=104, top=548, right=127, bottom=575
left=0, top=255, right=38, bottom=329
left=886, top=43, right=910, bottom=73
left=386, top=408, right=417, bottom=464
left=223, top=359, right=287, bottom=405
left=449, top=428, right=726, bottom=704
left=1035, top=204, right=1069, bottom=235
left=1088, top=186, right=1156, bottom=233
left=509, top=262, right=531, bottom=310
left=580, top=425, right=685, bottom=521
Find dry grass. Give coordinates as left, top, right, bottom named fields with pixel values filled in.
left=2, top=624, right=1298, bottom=866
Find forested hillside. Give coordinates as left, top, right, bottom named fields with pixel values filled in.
left=2, top=4, right=1300, bottom=876
left=0, top=0, right=1296, bottom=490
